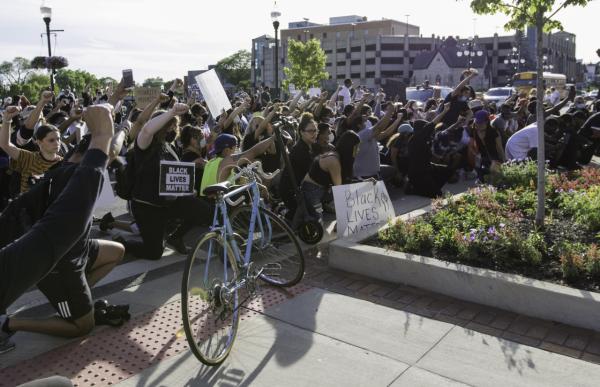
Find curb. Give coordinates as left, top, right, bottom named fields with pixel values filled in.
left=328, top=205, right=600, bottom=333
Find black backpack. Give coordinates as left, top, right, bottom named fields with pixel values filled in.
left=114, top=149, right=136, bottom=200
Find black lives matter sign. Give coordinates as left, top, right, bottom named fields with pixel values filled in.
left=159, top=161, right=195, bottom=196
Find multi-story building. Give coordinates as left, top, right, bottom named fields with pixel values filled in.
left=250, top=16, right=580, bottom=92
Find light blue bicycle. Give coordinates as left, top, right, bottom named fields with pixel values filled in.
left=181, top=161, right=305, bottom=366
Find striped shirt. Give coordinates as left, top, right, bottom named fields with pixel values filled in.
left=10, top=149, right=62, bottom=193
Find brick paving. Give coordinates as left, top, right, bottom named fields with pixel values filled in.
left=301, top=245, right=600, bottom=366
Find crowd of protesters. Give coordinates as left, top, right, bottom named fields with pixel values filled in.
left=1, top=67, right=600, bottom=356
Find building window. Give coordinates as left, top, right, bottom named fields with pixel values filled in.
left=337, top=74, right=346, bottom=79
left=408, top=44, right=431, bottom=51
left=351, top=59, right=361, bottom=65
left=351, top=73, right=361, bottom=78
left=365, top=71, right=375, bottom=78
left=336, top=32, right=341, bottom=39
left=381, top=71, right=403, bottom=77
left=366, top=58, right=375, bottom=65
left=409, top=57, right=415, bottom=64
left=381, top=57, right=403, bottom=64
left=326, top=62, right=332, bottom=67
left=323, top=32, right=327, bottom=39
left=498, top=42, right=512, bottom=50
left=351, top=46, right=362, bottom=52
left=337, top=48, right=347, bottom=53
left=324, top=49, right=332, bottom=54
left=381, top=43, right=404, bottom=50
left=365, top=44, right=376, bottom=51
left=337, top=61, right=346, bottom=66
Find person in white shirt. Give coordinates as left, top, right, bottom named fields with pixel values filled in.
left=549, top=87, right=561, bottom=106
left=505, top=123, right=538, bottom=160
left=338, top=78, right=353, bottom=108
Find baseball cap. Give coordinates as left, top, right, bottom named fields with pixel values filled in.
left=468, top=99, right=484, bottom=110
left=397, top=123, right=414, bottom=134
left=212, top=133, right=238, bottom=155
left=474, top=110, right=490, bottom=124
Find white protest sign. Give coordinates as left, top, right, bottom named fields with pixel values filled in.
left=159, top=161, right=196, bottom=197
left=195, top=69, right=232, bottom=118
left=134, top=87, right=161, bottom=109
left=332, top=181, right=395, bottom=239
left=308, top=87, right=321, bottom=98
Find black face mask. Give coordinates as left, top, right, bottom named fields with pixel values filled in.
left=165, top=130, right=176, bottom=143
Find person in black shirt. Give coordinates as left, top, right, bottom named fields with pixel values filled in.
left=180, top=125, right=207, bottom=193
left=441, top=69, right=478, bottom=126
left=471, top=110, right=504, bottom=182
left=121, top=103, right=212, bottom=260
left=279, top=113, right=318, bottom=221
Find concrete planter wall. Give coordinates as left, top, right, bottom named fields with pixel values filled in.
left=328, top=205, right=600, bottom=332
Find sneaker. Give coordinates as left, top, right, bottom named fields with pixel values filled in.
left=0, top=315, right=15, bottom=354
left=167, top=236, right=190, bottom=255
left=99, top=212, right=115, bottom=232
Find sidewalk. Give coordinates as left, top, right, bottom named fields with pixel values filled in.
left=2, top=178, right=600, bottom=386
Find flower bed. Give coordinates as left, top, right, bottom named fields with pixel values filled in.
left=375, top=162, right=600, bottom=292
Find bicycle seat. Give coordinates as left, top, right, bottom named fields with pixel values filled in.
left=202, top=182, right=231, bottom=196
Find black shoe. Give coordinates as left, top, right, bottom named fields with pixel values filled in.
left=99, top=212, right=115, bottom=232
left=167, top=236, right=190, bottom=255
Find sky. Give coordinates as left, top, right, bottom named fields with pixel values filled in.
left=1, top=0, right=598, bottom=83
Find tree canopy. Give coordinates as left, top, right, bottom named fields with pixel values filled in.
left=282, top=39, right=329, bottom=92
left=214, top=50, right=251, bottom=89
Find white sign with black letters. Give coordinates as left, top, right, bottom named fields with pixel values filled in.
left=332, top=181, right=396, bottom=239
left=159, top=161, right=195, bottom=196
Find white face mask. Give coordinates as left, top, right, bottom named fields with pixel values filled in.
left=199, top=138, right=207, bottom=148
left=575, top=103, right=585, bottom=109
left=329, top=118, right=336, bottom=126
left=328, top=133, right=335, bottom=143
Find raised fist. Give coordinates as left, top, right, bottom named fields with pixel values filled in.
left=170, top=102, right=189, bottom=116
left=158, top=93, right=170, bottom=103
left=2, top=105, right=21, bottom=120
left=41, top=91, right=54, bottom=103
left=83, top=104, right=114, bottom=138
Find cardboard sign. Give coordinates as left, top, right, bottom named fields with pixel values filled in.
left=333, top=181, right=396, bottom=239
left=195, top=69, right=232, bottom=118
left=134, top=87, right=161, bottom=109
left=159, top=161, right=195, bottom=196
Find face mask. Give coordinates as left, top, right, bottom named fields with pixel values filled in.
left=328, top=133, right=335, bottom=143
left=459, top=96, right=468, bottom=102
left=199, top=138, right=207, bottom=148
left=575, top=103, right=585, bottom=109
left=329, top=118, right=336, bottom=126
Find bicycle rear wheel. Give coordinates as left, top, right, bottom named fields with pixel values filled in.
left=229, top=206, right=305, bottom=287
left=181, top=232, right=240, bottom=366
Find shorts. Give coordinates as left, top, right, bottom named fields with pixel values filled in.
left=37, top=239, right=100, bottom=321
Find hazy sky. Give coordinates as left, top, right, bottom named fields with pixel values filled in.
left=2, top=0, right=598, bottom=83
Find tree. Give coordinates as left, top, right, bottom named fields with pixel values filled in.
left=19, top=73, right=52, bottom=102
left=55, top=69, right=102, bottom=93
left=0, top=57, right=34, bottom=93
left=142, top=77, right=164, bottom=88
left=471, top=0, right=589, bottom=227
left=214, top=50, right=251, bottom=89
left=282, top=39, right=329, bottom=92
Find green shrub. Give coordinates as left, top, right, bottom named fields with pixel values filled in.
left=558, top=186, right=600, bottom=232
left=491, top=161, right=540, bottom=190
left=558, top=242, right=586, bottom=282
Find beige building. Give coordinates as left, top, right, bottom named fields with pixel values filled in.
left=250, top=16, right=580, bottom=93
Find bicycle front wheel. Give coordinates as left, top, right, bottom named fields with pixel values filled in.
left=229, top=205, right=305, bottom=287
left=181, top=232, right=240, bottom=366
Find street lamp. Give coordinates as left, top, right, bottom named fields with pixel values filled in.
left=271, top=2, right=281, bottom=99
left=456, top=39, right=483, bottom=68
left=542, top=55, right=554, bottom=71
left=40, top=1, right=63, bottom=93
left=503, top=46, right=526, bottom=75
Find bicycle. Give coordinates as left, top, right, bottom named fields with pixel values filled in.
left=181, top=161, right=305, bottom=366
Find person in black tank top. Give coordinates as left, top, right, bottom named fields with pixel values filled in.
left=292, top=131, right=360, bottom=229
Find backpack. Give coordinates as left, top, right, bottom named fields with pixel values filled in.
left=114, top=149, right=136, bottom=200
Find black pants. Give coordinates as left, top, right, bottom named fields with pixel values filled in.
left=409, top=163, right=453, bottom=198
left=126, top=196, right=212, bottom=261
left=0, top=149, right=106, bottom=313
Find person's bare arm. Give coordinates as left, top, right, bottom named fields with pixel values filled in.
left=313, top=92, right=329, bottom=119
left=1, top=106, right=23, bottom=160
left=108, top=79, right=131, bottom=108
left=137, top=103, right=188, bottom=150
left=129, top=93, right=169, bottom=142
left=254, top=105, right=279, bottom=140
left=451, top=69, right=477, bottom=97
left=324, top=157, right=342, bottom=186
left=431, top=102, right=451, bottom=125
left=376, top=113, right=404, bottom=141
left=57, top=105, right=83, bottom=134
left=222, top=102, right=248, bottom=130
left=233, top=135, right=275, bottom=162
left=24, top=91, right=53, bottom=129
left=288, top=92, right=303, bottom=112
